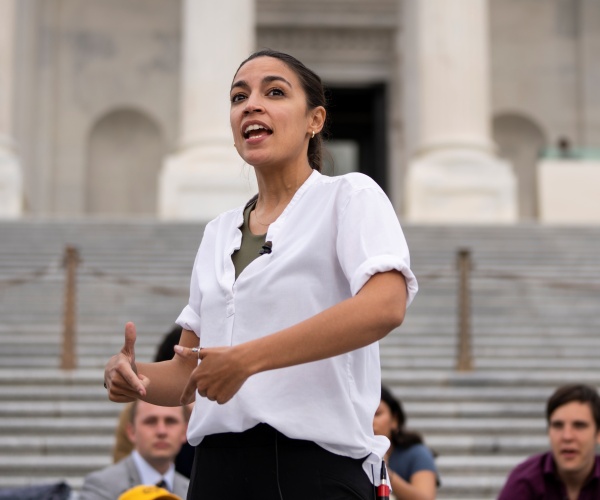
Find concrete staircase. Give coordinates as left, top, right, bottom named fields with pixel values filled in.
left=1, top=220, right=599, bottom=498
left=381, top=225, right=600, bottom=499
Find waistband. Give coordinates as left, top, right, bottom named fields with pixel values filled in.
left=200, top=423, right=318, bottom=449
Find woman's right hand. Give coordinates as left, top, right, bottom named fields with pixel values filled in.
left=104, top=322, right=149, bottom=402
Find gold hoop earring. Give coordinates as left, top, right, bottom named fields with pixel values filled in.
left=311, top=131, right=315, bottom=139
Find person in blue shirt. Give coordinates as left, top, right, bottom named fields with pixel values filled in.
left=374, top=386, right=438, bottom=500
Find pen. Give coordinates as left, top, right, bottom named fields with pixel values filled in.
left=376, top=460, right=390, bottom=500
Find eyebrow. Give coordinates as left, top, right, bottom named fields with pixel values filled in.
left=231, top=75, right=293, bottom=91
left=550, top=419, right=591, bottom=426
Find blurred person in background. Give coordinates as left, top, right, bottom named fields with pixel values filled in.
left=498, top=384, right=600, bottom=500
left=80, top=400, right=189, bottom=499
left=373, top=385, right=437, bottom=500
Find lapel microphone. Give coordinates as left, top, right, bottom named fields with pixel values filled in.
left=259, top=241, right=273, bottom=255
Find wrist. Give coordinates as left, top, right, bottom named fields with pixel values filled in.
left=234, top=341, right=263, bottom=378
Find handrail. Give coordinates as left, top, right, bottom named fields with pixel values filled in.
left=61, top=245, right=80, bottom=370
left=456, top=248, right=473, bottom=372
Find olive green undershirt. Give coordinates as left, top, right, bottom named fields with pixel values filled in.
left=231, top=200, right=267, bottom=280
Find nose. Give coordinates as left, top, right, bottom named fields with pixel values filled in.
left=155, top=420, right=168, bottom=436
left=243, top=95, right=264, bottom=115
left=562, top=424, right=574, bottom=441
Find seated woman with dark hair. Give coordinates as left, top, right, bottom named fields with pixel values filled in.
left=373, top=385, right=438, bottom=500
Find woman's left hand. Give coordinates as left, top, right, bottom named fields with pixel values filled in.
left=174, top=345, right=251, bottom=405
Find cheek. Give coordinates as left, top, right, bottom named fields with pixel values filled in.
left=230, top=112, right=241, bottom=134
left=374, top=415, right=391, bottom=431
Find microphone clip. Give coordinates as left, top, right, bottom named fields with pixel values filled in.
left=259, top=241, right=273, bottom=255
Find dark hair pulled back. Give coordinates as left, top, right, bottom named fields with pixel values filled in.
left=234, top=49, right=327, bottom=172
left=381, top=385, right=424, bottom=450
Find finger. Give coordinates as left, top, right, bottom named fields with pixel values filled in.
left=180, top=376, right=197, bottom=405
left=109, top=373, right=148, bottom=400
left=112, top=356, right=147, bottom=396
left=173, top=344, right=200, bottom=360
left=121, top=322, right=137, bottom=360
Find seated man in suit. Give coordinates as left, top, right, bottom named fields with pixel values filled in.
left=80, top=400, right=190, bottom=500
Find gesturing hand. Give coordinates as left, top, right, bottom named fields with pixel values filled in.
left=174, top=345, right=251, bottom=405
left=104, top=322, right=150, bottom=402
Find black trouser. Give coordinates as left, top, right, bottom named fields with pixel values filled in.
left=187, top=423, right=375, bottom=500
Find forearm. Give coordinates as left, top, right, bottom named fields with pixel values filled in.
left=135, top=359, right=193, bottom=406
left=137, top=327, right=198, bottom=405
left=241, top=271, right=407, bottom=375
left=390, top=470, right=436, bottom=500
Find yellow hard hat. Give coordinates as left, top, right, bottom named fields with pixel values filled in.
left=117, top=485, right=182, bottom=500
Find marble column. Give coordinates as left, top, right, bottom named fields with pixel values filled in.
left=402, top=0, right=517, bottom=223
left=0, top=0, right=23, bottom=217
left=159, top=0, right=257, bottom=220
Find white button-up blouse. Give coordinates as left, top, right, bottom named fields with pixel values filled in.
left=176, top=170, right=418, bottom=478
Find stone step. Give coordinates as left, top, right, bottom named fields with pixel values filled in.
left=381, top=370, right=600, bottom=387
left=0, top=417, right=121, bottom=436
left=389, top=386, right=557, bottom=402
left=0, top=435, right=113, bottom=455
left=0, top=455, right=111, bottom=476
left=0, top=476, right=85, bottom=490
left=0, top=369, right=108, bottom=386
left=383, top=335, right=600, bottom=346
left=0, top=386, right=112, bottom=401
left=403, top=402, right=544, bottom=418
left=425, top=435, right=547, bottom=455
left=410, top=418, right=546, bottom=435
left=0, top=401, right=125, bottom=418
left=435, top=475, right=506, bottom=499
left=380, top=345, right=600, bottom=357
left=437, top=454, right=526, bottom=474
left=381, top=358, right=600, bottom=370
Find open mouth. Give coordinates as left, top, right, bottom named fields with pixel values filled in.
left=560, top=449, right=578, bottom=459
left=243, top=123, right=273, bottom=140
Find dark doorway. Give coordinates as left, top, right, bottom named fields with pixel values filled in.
left=324, top=85, right=387, bottom=192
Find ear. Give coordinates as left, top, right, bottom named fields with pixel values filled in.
left=307, top=106, right=326, bottom=135
left=126, top=423, right=136, bottom=445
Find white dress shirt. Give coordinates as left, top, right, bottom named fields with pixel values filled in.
left=131, top=450, right=175, bottom=491
left=176, top=170, right=418, bottom=480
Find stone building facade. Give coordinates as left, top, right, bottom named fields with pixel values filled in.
left=2, top=0, right=599, bottom=223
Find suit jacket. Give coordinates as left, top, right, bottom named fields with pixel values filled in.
left=79, top=454, right=189, bottom=500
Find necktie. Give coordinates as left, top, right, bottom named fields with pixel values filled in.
left=156, top=479, right=168, bottom=491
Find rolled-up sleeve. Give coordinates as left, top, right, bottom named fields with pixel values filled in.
left=336, top=183, right=418, bottom=305
left=176, top=238, right=204, bottom=339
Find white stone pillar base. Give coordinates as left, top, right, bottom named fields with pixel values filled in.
left=158, top=145, right=257, bottom=221
left=405, top=149, right=517, bottom=224
left=538, top=160, right=600, bottom=225
left=0, top=149, right=23, bottom=218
